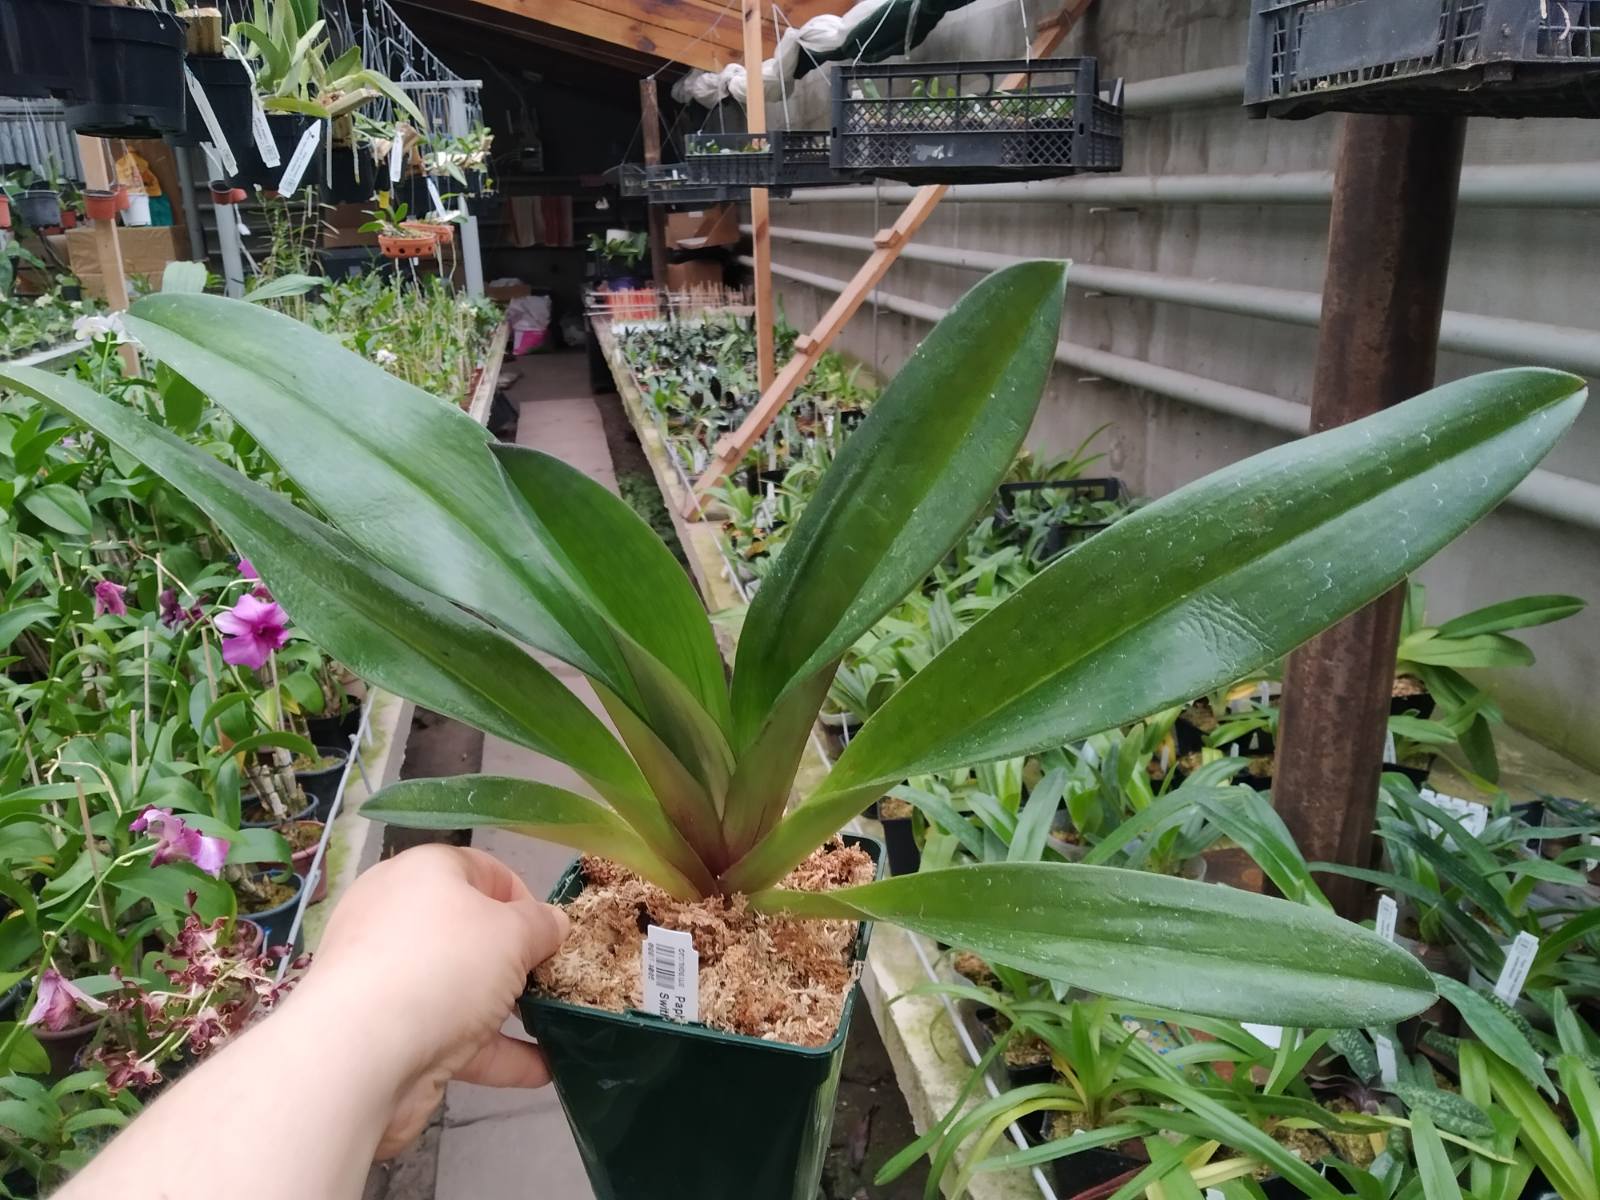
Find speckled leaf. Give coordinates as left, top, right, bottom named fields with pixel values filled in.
left=752, top=862, right=1435, bottom=1026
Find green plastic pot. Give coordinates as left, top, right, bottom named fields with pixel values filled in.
left=520, top=834, right=883, bottom=1200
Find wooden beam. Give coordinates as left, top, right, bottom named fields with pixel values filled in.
left=641, top=77, right=670, bottom=288
left=462, top=0, right=741, bottom=72
left=75, top=135, right=137, bottom=376
left=742, top=0, right=775, bottom=392
left=681, top=0, right=1093, bottom=515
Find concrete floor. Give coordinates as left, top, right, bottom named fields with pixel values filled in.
left=434, top=351, right=602, bottom=1200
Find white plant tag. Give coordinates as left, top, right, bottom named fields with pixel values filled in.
left=1382, top=731, right=1397, bottom=763
left=1375, top=895, right=1398, bottom=942
left=425, top=176, right=446, bottom=218
left=1374, top=1033, right=1399, bottom=1086
left=250, top=101, right=280, bottom=168
left=824, top=413, right=834, bottom=438
left=1242, top=1022, right=1284, bottom=1049
left=389, top=130, right=406, bottom=182
left=1494, top=931, right=1539, bottom=1004
left=643, top=925, right=698, bottom=1023
left=1418, top=788, right=1488, bottom=845
left=277, top=120, right=322, bottom=196
left=184, top=67, right=237, bottom=177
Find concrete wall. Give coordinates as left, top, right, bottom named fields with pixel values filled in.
left=755, top=0, right=1600, bottom=767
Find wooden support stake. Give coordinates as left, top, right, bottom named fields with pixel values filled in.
left=682, top=0, right=1094, bottom=517
left=75, top=135, right=138, bottom=376
left=742, top=0, right=775, bottom=393
left=640, top=77, right=670, bottom=290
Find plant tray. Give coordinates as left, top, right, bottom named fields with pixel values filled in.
left=994, top=477, right=1126, bottom=564
left=1245, top=0, right=1600, bottom=118
left=830, top=57, right=1123, bottom=184
left=685, top=129, right=847, bottom=188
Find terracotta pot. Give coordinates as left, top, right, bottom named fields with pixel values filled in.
left=379, top=231, right=436, bottom=259
left=208, top=180, right=247, bottom=206
left=60, top=210, right=77, bottom=228
left=0, top=193, right=10, bottom=229
left=401, top=219, right=453, bottom=246
left=83, top=186, right=122, bottom=221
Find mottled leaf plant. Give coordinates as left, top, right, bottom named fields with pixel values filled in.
left=2, top=262, right=1586, bottom=1028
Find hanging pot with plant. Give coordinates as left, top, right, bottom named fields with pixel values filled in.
left=169, top=52, right=254, bottom=154
left=208, top=180, right=248, bottom=206
left=0, top=269, right=1585, bottom=1199
left=401, top=218, right=455, bottom=247
left=64, top=3, right=187, bottom=139
left=0, top=0, right=91, bottom=101
left=13, top=189, right=62, bottom=229
left=82, top=185, right=124, bottom=223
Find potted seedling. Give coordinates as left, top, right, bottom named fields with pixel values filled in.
left=82, top=185, right=124, bottom=222
left=1, top=265, right=1585, bottom=1198
left=361, top=195, right=436, bottom=259
left=587, top=229, right=649, bottom=287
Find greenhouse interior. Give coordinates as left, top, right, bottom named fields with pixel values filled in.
left=1, top=0, right=1599, bottom=1198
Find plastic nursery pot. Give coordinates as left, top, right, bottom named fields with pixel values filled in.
left=521, top=834, right=883, bottom=1200
left=306, top=702, right=360, bottom=747
left=1382, top=759, right=1433, bottom=788
left=82, top=186, right=122, bottom=222
left=169, top=53, right=252, bottom=150
left=379, top=232, right=438, bottom=260
left=296, top=746, right=349, bottom=822
left=0, top=0, right=91, bottom=101
left=240, top=871, right=305, bottom=960
left=36, top=1014, right=105, bottom=1078
left=120, top=191, right=151, bottom=228
left=208, top=181, right=248, bottom=206
left=879, top=813, right=921, bottom=876
left=234, top=113, right=326, bottom=193
left=14, top=189, right=62, bottom=229
left=0, top=192, right=8, bottom=229
left=1049, top=1144, right=1147, bottom=1200
left=401, top=219, right=455, bottom=246
left=321, top=146, right=375, bottom=205
left=64, top=2, right=187, bottom=139
left=283, top=819, right=329, bottom=905
left=241, top=794, right=316, bottom=831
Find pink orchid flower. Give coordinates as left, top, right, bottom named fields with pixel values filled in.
left=25, top=968, right=107, bottom=1032
left=93, top=579, right=127, bottom=617
left=214, top=593, right=290, bottom=670
left=238, top=556, right=271, bottom=600
left=130, top=806, right=230, bottom=877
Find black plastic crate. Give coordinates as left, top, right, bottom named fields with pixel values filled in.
left=830, top=57, right=1122, bottom=184
left=684, top=129, right=844, bottom=188
left=1246, top=0, right=1600, bottom=118
left=994, top=478, right=1126, bottom=564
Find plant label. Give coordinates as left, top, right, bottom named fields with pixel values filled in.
left=426, top=177, right=447, bottom=219
left=184, top=67, right=237, bottom=178
left=643, top=925, right=698, bottom=1023
left=1373, top=1033, right=1399, bottom=1086
left=1242, top=1022, right=1284, bottom=1048
left=1493, top=931, right=1539, bottom=1004
left=389, top=129, right=407, bottom=183
left=1417, top=788, right=1487, bottom=845
left=1375, top=894, right=1398, bottom=942
left=1382, top=731, right=1396, bottom=763
left=278, top=121, right=323, bottom=197
left=250, top=101, right=280, bottom=169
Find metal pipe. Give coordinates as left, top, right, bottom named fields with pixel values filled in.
left=775, top=162, right=1600, bottom=209
left=747, top=256, right=1600, bottom=533
left=757, top=224, right=1600, bottom=378
left=1122, top=66, right=1245, bottom=114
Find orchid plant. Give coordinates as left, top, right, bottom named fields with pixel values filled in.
left=0, top=264, right=1588, bottom=1029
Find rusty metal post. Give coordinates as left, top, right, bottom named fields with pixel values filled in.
left=1274, top=113, right=1468, bottom=919
left=639, top=78, right=670, bottom=289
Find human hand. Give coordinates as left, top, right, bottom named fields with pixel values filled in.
left=287, top=845, right=570, bottom=1158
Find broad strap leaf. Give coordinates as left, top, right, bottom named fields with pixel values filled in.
left=724, top=368, right=1585, bottom=891
left=362, top=776, right=702, bottom=899
left=751, top=862, right=1436, bottom=1027
left=728, top=262, right=1068, bottom=753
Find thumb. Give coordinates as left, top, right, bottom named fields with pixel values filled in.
left=498, top=897, right=571, bottom=972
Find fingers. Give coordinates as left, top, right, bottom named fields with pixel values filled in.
left=498, top=896, right=572, bottom=972
left=455, top=1033, right=552, bottom=1090
left=445, top=845, right=537, bottom=904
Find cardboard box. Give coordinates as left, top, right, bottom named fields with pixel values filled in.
left=486, top=280, right=532, bottom=304
left=65, top=226, right=182, bottom=300
left=321, top=202, right=377, bottom=249
left=665, top=259, right=725, bottom=292
left=665, top=203, right=739, bottom=250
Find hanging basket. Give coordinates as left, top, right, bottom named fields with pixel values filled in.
left=378, top=231, right=437, bottom=260
left=322, top=145, right=376, bottom=205
left=169, top=53, right=253, bottom=151
left=83, top=185, right=124, bottom=222
left=233, top=112, right=328, bottom=194
left=13, top=189, right=62, bottom=229
left=64, top=3, right=187, bottom=139
left=0, top=0, right=91, bottom=100
left=401, top=219, right=454, bottom=246
left=208, top=180, right=248, bottom=206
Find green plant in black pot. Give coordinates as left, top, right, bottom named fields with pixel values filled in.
left=0, top=262, right=1586, bottom=1199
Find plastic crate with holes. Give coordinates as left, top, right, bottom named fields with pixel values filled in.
left=684, top=129, right=844, bottom=188
left=1246, top=0, right=1600, bottom=118
left=829, top=57, right=1123, bottom=185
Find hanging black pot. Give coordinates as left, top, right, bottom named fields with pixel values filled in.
left=322, top=145, right=376, bottom=205
left=0, top=0, right=91, bottom=100
left=169, top=53, right=252, bottom=153
left=233, top=113, right=327, bottom=194
left=13, top=189, right=63, bottom=229
left=65, top=3, right=186, bottom=139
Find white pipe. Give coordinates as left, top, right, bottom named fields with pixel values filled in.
left=1122, top=66, right=1245, bottom=114
left=778, top=163, right=1600, bottom=209
left=756, top=224, right=1600, bottom=379
left=746, top=256, right=1600, bottom=533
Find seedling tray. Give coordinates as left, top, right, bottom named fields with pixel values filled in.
left=685, top=129, right=847, bottom=188
left=610, top=162, right=792, bottom=206
left=1246, top=0, right=1600, bottom=118
left=830, top=57, right=1123, bottom=184
left=994, top=477, right=1125, bottom=563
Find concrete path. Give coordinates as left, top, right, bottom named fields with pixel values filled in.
left=434, top=352, right=602, bottom=1200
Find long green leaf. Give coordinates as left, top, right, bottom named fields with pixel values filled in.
left=1409, top=1111, right=1465, bottom=1200
left=0, top=364, right=715, bottom=894
left=1432, top=975, right=1551, bottom=1097
left=751, top=862, right=1435, bottom=1026
left=21, top=483, right=92, bottom=535
left=728, top=368, right=1586, bottom=891
left=1481, top=1053, right=1598, bottom=1200
left=1190, top=788, right=1331, bottom=909
left=1435, top=594, right=1584, bottom=638
left=728, top=262, right=1067, bottom=755
left=362, top=776, right=699, bottom=898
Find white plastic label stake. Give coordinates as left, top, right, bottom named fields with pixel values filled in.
left=643, top=925, right=698, bottom=1023
left=250, top=101, right=280, bottom=168
left=425, top=176, right=447, bottom=219
left=1382, top=731, right=1397, bottom=764
left=184, top=67, right=237, bottom=177
left=277, top=120, right=323, bottom=196
left=1418, top=788, right=1488, bottom=844
left=1494, top=931, right=1539, bottom=1004
left=1374, top=1034, right=1399, bottom=1086
left=1375, top=895, right=1398, bottom=943
left=1242, top=1022, right=1285, bottom=1049
left=389, top=130, right=406, bottom=183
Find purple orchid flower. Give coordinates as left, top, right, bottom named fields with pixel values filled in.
left=214, top=593, right=290, bottom=670
left=159, top=588, right=204, bottom=630
left=130, top=806, right=230, bottom=877
left=25, top=968, right=108, bottom=1032
left=238, top=555, right=271, bottom=600
left=93, top=579, right=128, bottom=617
